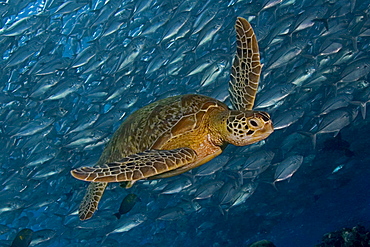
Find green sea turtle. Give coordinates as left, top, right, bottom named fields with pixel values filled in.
left=71, top=17, right=274, bottom=220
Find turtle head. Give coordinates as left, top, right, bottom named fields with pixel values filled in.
left=213, top=110, right=273, bottom=146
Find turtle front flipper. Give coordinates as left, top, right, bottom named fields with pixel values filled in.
left=79, top=182, right=108, bottom=220
left=71, top=148, right=197, bottom=183
left=229, top=17, right=262, bottom=111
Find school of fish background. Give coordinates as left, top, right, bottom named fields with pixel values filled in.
left=0, top=0, right=370, bottom=246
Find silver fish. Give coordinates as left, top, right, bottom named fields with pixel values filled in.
left=115, top=38, right=146, bottom=73
left=26, top=149, right=58, bottom=167
left=260, top=14, right=294, bottom=48
left=319, top=94, right=353, bottom=116
left=0, top=199, right=25, bottom=213
left=167, top=41, right=195, bottom=65
left=318, top=41, right=343, bottom=56
left=193, top=180, right=224, bottom=200
left=67, top=113, right=100, bottom=135
left=12, top=118, right=54, bottom=137
left=288, top=65, right=316, bottom=86
left=351, top=86, right=370, bottom=119
left=30, top=76, right=60, bottom=99
left=65, top=129, right=107, bottom=148
left=162, top=12, right=190, bottom=41
left=266, top=39, right=306, bottom=70
left=54, top=1, right=88, bottom=15
left=92, top=1, right=121, bottom=27
left=35, top=57, right=71, bottom=76
left=157, top=207, right=185, bottom=221
left=214, top=181, right=239, bottom=206
left=195, top=17, right=223, bottom=48
left=161, top=176, right=192, bottom=194
left=309, top=107, right=358, bottom=148
left=274, top=155, right=304, bottom=184
left=106, top=213, right=147, bottom=234
left=260, top=0, right=283, bottom=12
left=185, top=52, right=219, bottom=76
left=289, top=6, right=328, bottom=33
left=339, top=58, right=370, bottom=83
left=192, top=6, right=218, bottom=34
left=273, top=108, right=304, bottom=130
left=0, top=15, right=45, bottom=36
left=195, top=155, right=229, bottom=176
left=133, top=0, right=156, bottom=14
left=242, top=150, right=275, bottom=171
left=178, top=200, right=201, bottom=213
left=71, top=46, right=97, bottom=68
left=101, top=19, right=127, bottom=37
left=44, top=80, right=83, bottom=101
left=145, top=49, right=170, bottom=75
left=81, top=52, right=110, bottom=74
left=254, top=83, right=296, bottom=109
left=141, top=12, right=169, bottom=36
left=230, top=182, right=258, bottom=207
left=5, top=39, right=41, bottom=67
left=173, top=0, right=198, bottom=15
left=29, top=229, right=56, bottom=246
left=200, top=58, right=227, bottom=87
left=32, top=164, right=65, bottom=179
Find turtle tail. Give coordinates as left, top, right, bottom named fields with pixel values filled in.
left=79, top=182, right=108, bottom=220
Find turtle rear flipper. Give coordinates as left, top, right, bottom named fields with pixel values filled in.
left=229, top=17, right=262, bottom=111
left=71, top=148, right=197, bottom=183
left=79, top=182, right=107, bottom=220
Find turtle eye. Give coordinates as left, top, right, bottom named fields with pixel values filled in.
left=249, top=119, right=258, bottom=127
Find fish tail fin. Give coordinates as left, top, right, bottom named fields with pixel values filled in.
left=313, top=18, right=329, bottom=31
left=79, top=182, right=108, bottom=220
left=350, top=101, right=367, bottom=119
left=260, top=180, right=279, bottom=191
left=298, top=131, right=316, bottom=149
left=344, top=149, right=355, bottom=157
left=217, top=205, right=225, bottom=216
left=113, top=213, right=121, bottom=219
left=361, top=102, right=367, bottom=119
left=272, top=181, right=278, bottom=191
left=312, top=133, right=317, bottom=149
left=217, top=205, right=229, bottom=220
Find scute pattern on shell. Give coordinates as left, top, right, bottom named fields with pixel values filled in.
left=143, top=94, right=228, bottom=149
left=140, top=96, right=185, bottom=150
left=97, top=94, right=228, bottom=163
left=97, top=96, right=183, bottom=163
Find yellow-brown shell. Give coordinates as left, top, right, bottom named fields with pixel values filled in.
left=98, top=94, right=228, bottom=166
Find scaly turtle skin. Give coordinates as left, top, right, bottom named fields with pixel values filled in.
left=71, top=17, right=274, bottom=220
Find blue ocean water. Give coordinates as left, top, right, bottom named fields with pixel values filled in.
left=0, top=0, right=369, bottom=246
